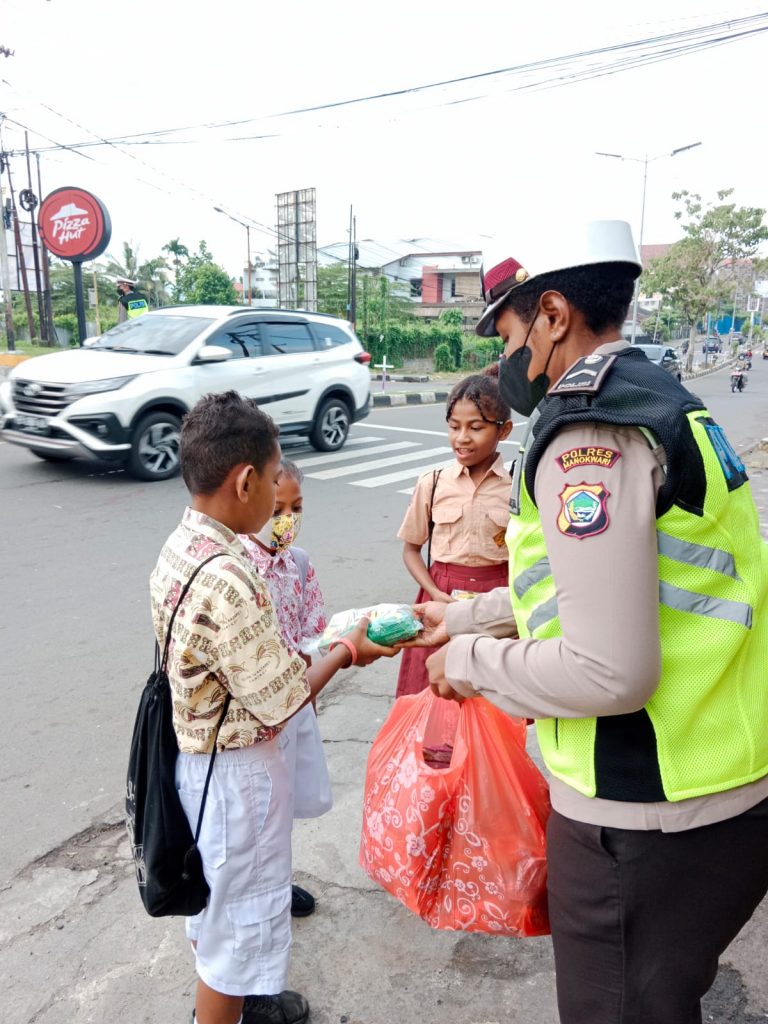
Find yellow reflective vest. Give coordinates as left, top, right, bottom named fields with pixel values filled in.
left=508, top=350, right=768, bottom=802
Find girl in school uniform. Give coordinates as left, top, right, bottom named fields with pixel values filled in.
left=396, top=367, right=513, bottom=697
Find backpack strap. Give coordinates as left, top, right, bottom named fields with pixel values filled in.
left=159, top=552, right=227, bottom=672
left=159, top=551, right=234, bottom=846
left=426, top=469, right=443, bottom=569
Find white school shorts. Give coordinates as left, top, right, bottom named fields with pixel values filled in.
left=175, top=738, right=293, bottom=997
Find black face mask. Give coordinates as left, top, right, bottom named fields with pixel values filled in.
left=498, top=313, right=554, bottom=417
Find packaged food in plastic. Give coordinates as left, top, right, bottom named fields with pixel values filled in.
left=360, top=688, right=551, bottom=936
left=314, top=603, right=422, bottom=655
left=450, top=589, right=478, bottom=601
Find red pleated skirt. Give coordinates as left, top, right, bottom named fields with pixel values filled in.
left=395, top=560, right=510, bottom=698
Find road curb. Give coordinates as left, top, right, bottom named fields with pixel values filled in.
left=682, top=357, right=736, bottom=382
left=372, top=389, right=450, bottom=407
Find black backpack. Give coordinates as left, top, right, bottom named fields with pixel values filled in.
left=126, top=553, right=231, bottom=917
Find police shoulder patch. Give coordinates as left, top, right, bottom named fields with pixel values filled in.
left=556, top=446, right=621, bottom=472
left=549, top=354, right=617, bottom=396
left=557, top=482, right=611, bottom=539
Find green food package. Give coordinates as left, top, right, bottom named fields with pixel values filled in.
left=366, top=605, right=423, bottom=647
left=315, top=603, right=423, bottom=655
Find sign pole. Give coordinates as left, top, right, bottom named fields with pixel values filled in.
left=72, top=261, right=86, bottom=346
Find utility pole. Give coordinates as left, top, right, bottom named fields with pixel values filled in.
left=347, top=205, right=353, bottom=320
left=24, top=132, right=47, bottom=342
left=245, top=224, right=252, bottom=306
left=0, top=159, right=15, bottom=351
left=36, top=154, right=54, bottom=343
left=350, top=215, right=357, bottom=330
left=5, top=157, right=35, bottom=339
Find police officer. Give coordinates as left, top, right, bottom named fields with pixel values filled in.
left=414, top=220, right=768, bottom=1023
left=116, top=276, right=149, bottom=322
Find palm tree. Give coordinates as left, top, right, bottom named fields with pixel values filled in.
left=105, top=243, right=171, bottom=308
left=138, top=257, right=172, bottom=308
left=162, top=238, right=189, bottom=301
left=105, top=241, right=140, bottom=282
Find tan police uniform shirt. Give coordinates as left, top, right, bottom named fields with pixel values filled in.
left=397, top=454, right=511, bottom=565
left=150, top=508, right=309, bottom=754
left=443, top=342, right=768, bottom=830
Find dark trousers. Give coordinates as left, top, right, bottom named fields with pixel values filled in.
left=547, top=798, right=768, bottom=1024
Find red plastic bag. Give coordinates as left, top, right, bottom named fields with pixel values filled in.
left=360, top=689, right=551, bottom=936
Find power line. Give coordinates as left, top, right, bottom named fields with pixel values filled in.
left=11, top=11, right=768, bottom=154
left=5, top=12, right=759, bottom=285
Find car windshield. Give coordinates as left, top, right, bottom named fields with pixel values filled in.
left=91, top=315, right=214, bottom=356
left=635, top=344, right=664, bottom=362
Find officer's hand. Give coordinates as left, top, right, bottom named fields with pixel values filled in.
left=425, top=646, right=465, bottom=703
left=399, top=601, right=449, bottom=648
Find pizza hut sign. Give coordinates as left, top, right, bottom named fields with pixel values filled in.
left=37, top=186, right=111, bottom=262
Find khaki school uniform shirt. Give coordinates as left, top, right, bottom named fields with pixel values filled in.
left=150, top=508, right=309, bottom=754
left=397, top=453, right=511, bottom=566
left=443, top=341, right=768, bottom=831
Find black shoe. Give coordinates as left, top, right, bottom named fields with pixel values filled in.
left=243, top=990, right=310, bottom=1024
left=290, top=884, right=315, bottom=918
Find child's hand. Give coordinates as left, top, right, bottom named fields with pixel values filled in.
left=348, top=617, right=399, bottom=666
left=430, top=590, right=456, bottom=604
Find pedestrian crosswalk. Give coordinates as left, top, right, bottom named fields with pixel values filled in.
left=281, top=429, right=519, bottom=495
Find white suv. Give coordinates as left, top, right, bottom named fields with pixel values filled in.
left=0, top=306, right=371, bottom=481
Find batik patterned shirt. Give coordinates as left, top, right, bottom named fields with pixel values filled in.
left=239, top=537, right=327, bottom=653
left=149, top=508, right=309, bottom=754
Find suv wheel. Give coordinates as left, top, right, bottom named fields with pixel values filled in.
left=309, top=398, right=351, bottom=452
left=128, top=412, right=182, bottom=481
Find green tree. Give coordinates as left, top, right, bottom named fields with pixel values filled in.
left=105, top=241, right=171, bottom=307
left=138, top=256, right=172, bottom=307
left=317, top=263, right=350, bottom=318
left=433, top=343, right=454, bottom=373
left=644, top=189, right=768, bottom=371
left=162, top=237, right=190, bottom=301
left=178, top=243, right=238, bottom=305
left=106, top=241, right=140, bottom=282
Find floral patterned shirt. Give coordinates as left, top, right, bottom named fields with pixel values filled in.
left=150, top=508, right=309, bottom=754
left=238, top=537, right=327, bottom=654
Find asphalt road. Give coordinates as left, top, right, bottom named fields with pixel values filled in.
left=1, top=357, right=767, bottom=1023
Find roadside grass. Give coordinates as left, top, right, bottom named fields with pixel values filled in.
left=1, top=340, right=66, bottom=360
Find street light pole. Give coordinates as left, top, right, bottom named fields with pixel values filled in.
left=245, top=224, right=252, bottom=307
left=596, top=142, right=701, bottom=343
left=213, top=206, right=253, bottom=306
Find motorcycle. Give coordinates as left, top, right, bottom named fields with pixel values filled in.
left=762, top=349, right=768, bottom=360
left=738, top=354, right=752, bottom=370
left=730, top=370, right=747, bottom=393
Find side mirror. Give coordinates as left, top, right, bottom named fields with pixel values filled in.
left=195, top=344, right=233, bottom=364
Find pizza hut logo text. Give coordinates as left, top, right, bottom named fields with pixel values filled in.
left=49, top=203, right=91, bottom=246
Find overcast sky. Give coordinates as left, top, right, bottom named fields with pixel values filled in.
left=1, top=0, right=767, bottom=278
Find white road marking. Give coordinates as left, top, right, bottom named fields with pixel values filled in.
left=352, top=459, right=456, bottom=488
left=281, top=435, right=379, bottom=453
left=307, top=446, right=452, bottom=481
left=291, top=440, right=419, bottom=469
left=356, top=422, right=523, bottom=445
